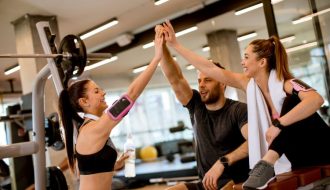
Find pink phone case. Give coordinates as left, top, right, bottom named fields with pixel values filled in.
left=106, top=94, right=134, bottom=121
left=290, top=79, right=313, bottom=92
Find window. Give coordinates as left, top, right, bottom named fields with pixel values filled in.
left=273, top=0, right=330, bottom=107
left=0, top=103, right=10, bottom=164
left=0, top=104, right=8, bottom=146
left=106, top=86, right=193, bottom=150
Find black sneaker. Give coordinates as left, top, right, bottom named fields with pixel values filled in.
left=242, top=160, right=275, bottom=189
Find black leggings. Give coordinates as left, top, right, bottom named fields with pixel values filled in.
left=269, top=96, right=330, bottom=169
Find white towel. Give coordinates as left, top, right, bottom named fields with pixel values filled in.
left=247, top=70, right=291, bottom=175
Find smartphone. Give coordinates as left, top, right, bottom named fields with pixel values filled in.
left=107, top=95, right=134, bottom=120
left=291, top=79, right=311, bottom=90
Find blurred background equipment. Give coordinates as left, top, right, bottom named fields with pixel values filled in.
left=167, top=121, right=195, bottom=163
left=0, top=159, right=10, bottom=190
left=169, top=120, right=188, bottom=133
left=140, top=146, right=158, bottom=162
left=46, top=166, right=68, bottom=190
left=45, top=113, right=65, bottom=151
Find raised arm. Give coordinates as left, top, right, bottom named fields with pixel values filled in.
left=162, top=20, right=249, bottom=91
left=160, top=43, right=193, bottom=105
left=126, top=26, right=164, bottom=101
left=77, top=27, right=164, bottom=153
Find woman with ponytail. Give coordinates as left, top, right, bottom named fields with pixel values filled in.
left=162, top=20, right=330, bottom=190
left=57, top=26, right=164, bottom=190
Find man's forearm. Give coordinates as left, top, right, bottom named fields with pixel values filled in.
left=226, top=141, right=248, bottom=166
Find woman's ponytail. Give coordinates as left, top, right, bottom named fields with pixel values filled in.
left=270, top=36, right=293, bottom=80
left=58, top=79, right=89, bottom=172
left=58, top=89, right=76, bottom=173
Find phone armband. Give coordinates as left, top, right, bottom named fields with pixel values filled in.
left=106, top=94, right=134, bottom=121
left=290, top=79, right=313, bottom=96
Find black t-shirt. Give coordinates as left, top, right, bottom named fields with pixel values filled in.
left=185, top=90, right=248, bottom=180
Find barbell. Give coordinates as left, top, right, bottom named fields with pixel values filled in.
left=0, top=34, right=111, bottom=88
left=0, top=52, right=111, bottom=60
left=0, top=35, right=110, bottom=60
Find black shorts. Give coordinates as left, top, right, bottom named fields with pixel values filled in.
left=185, top=181, right=204, bottom=190
left=185, top=157, right=249, bottom=190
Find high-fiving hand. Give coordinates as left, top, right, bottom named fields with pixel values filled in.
left=162, top=20, right=179, bottom=47
left=154, top=24, right=165, bottom=61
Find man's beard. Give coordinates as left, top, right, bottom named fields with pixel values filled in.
left=201, top=89, right=220, bottom=104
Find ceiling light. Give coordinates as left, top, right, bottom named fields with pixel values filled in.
left=175, top=26, right=198, bottom=37
left=235, top=3, right=263, bottom=16
left=202, top=45, right=210, bottom=52
left=280, top=35, right=296, bottom=43
left=4, top=64, right=20, bottom=75
left=235, top=0, right=282, bottom=16
left=286, top=41, right=317, bottom=53
left=133, top=65, right=148, bottom=73
left=143, top=26, right=198, bottom=49
left=84, top=56, right=118, bottom=71
left=142, top=42, right=155, bottom=49
left=186, top=64, right=195, bottom=70
left=80, top=18, right=119, bottom=40
left=154, top=0, right=169, bottom=6
left=237, top=32, right=257, bottom=41
left=211, top=20, right=216, bottom=26
left=172, top=56, right=177, bottom=61
left=292, top=8, right=330, bottom=25
left=292, top=16, right=313, bottom=25
left=271, top=0, right=283, bottom=4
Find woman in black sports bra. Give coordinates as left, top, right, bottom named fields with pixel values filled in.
left=58, top=26, right=164, bottom=190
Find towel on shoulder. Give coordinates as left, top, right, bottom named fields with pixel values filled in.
left=247, top=70, right=291, bottom=174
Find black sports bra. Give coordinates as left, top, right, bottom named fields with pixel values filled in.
left=75, top=119, right=118, bottom=175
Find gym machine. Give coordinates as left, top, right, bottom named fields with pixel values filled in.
left=0, top=21, right=111, bottom=189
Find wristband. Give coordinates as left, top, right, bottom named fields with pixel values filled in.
left=219, top=156, right=229, bottom=169
left=105, top=94, right=134, bottom=121
left=272, top=119, right=285, bottom=130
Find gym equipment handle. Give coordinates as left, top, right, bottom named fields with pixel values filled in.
left=0, top=142, right=39, bottom=159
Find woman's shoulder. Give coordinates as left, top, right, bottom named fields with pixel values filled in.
left=283, top=78, right=314, bottom=95
left=78, top=119, right=95, bottom=131
left=283, top=79, right=294, bottom=94
left=76, top=120, right=106, bottom=154
left=81, top=119, right=95, bottom=126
